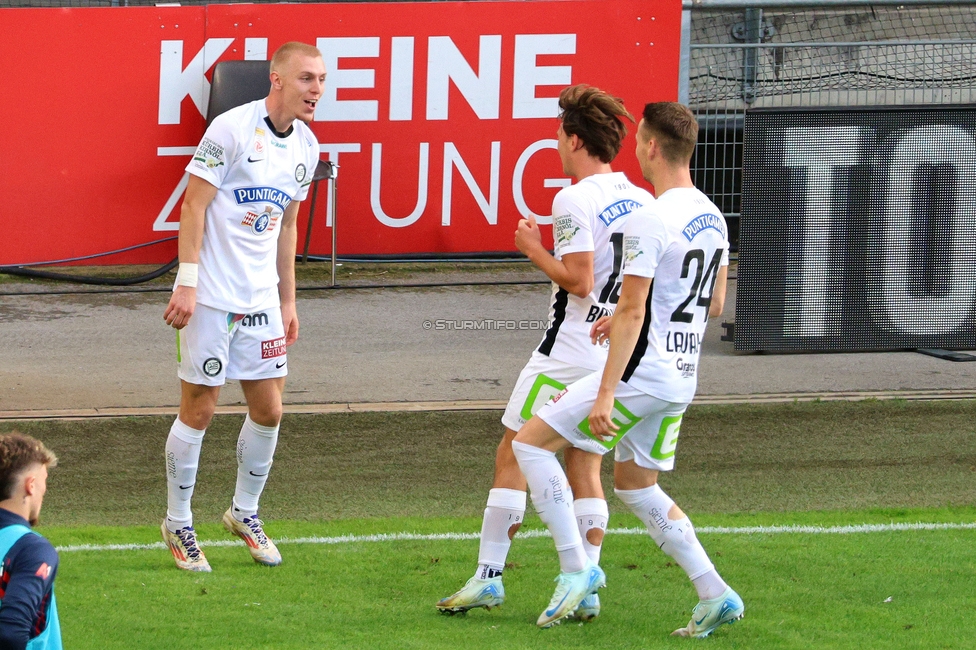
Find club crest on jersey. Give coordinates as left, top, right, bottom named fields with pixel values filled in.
left=598, top=199, right=643, bottom=226
left=682, top=213, right=725, bottom=241
left=241, top=207, right=278, bottom=234
left=233, top=187, right=291, bottom=211
left=295, top=163, right=307, bottom=182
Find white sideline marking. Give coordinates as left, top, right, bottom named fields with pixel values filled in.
left=55, top=521, right=976, bottom=553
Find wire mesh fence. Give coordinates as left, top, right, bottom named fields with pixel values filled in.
left=687, top=2, right=976, bottom=243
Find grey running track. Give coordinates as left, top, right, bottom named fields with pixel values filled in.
left=2, top=279, right=974, bottom=419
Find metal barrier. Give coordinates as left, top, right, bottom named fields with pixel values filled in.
left=682, top=0, right=976, bottom=248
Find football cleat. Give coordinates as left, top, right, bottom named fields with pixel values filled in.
left=570, top=593, right=601, bottom=622
left=536, top=561, right=606, bottom=628
left=671, top=586, right=744, bottom=639
left=222, top=508, right=282, bottom=566
left=161, top=521, right=212, bottom=572
left=435, top=576, right=505, bottom=613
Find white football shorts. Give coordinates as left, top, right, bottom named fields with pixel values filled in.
left=536, top=371, right=689, bottom=472
left=177, top=304, right=288, bottom=386
left=501, top=351, right=595, bottom=431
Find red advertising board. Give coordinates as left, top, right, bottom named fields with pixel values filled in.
left=0, top=0, right=681, bottom=265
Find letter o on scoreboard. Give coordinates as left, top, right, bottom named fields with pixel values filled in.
left=736, top=107, right=976, bottom=352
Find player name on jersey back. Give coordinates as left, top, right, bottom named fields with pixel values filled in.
left=619, top=187, right=730, bottom=403
left=538, top=172, right=655, bottom=372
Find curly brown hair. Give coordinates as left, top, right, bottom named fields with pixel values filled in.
left=0, top=432, right=57, bottom=501
left=558, top=84, right=634, bottom=164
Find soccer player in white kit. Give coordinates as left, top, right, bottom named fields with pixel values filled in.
left=512, top=102, right=744, bottom=635
left=160, top=42, right=325, bottom=572
left=436, top=85, right=654, bottom=619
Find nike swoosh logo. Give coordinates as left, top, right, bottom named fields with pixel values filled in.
left=247, top=156, right=262, bottom=163
left=179, top=484, right=194, bottom=490
left=275, top=361, right=287, bottom=369
left=545, top=592, right=570, bottom=617
left=695, top=613, right=708, bottom=626
left=249, top=471, right=268, bottom=477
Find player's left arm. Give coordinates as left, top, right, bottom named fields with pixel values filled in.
left=708, top=264, right=729, bottom=318
left=277, top=200, right=301, bottom=346
left=587, top=274, right=652, bottom=438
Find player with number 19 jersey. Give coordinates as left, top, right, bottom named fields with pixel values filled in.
left=538, top=172, right=655, bottom=371
left=620, top=187, right=729, bottom=403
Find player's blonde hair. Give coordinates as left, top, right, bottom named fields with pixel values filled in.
left=639, top=102, right=699, bottom=165
left=558, top=84, right=634, bottom=164
left=0, top=432, right=57, bottom=501
left=270, top=42, right=323, bottom=74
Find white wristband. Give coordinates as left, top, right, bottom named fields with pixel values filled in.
left=176, top=262, right=199, bottom=288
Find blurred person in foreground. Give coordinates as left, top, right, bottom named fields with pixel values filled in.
left=0, top=432, right=61, bottom=650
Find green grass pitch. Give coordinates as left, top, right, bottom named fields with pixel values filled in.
left=9, top=400, right=976, bottom=648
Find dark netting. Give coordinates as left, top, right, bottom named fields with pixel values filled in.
left=688, top=4, right=976, bottom=243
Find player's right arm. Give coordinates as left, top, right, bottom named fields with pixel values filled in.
left=587, top=274, right=651, bottom=439
left=163, top=175, right=218, bottom=329
left=163, top=118, right=236, bottom=330
left=513, top=189, right=598, bottom=298
left=587, top=210, right=666, bottom=438
left=514, top=216, right=593, bottom=298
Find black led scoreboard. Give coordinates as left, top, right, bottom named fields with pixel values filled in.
left=735, top=107, right=976, bottom=352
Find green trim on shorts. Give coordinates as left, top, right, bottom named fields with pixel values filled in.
left=520, top=374, right=567, bottom=421
left=176, top=330, right=181, bottom=364
left=651, top=414, right=682, bottom=461
left=576, top=399, right=643, bottom=450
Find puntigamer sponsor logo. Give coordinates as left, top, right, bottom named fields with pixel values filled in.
left=233, top=187, right=292, bottom=211
left=261, top=337, right=287, bottom=359
left=682, top=213, right=724, bottom=242
left=597, top=199, right=643, bottom=226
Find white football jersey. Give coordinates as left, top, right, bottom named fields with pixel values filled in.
left=619, top=187, right=729, bottom=403
left=537, top=172, right=655, bottom=371
left=185, top=99, right=320, bottom=313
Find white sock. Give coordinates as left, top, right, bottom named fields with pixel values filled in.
left=232, top=415, right=279, bottom=520
left=511, top=441, right=588, bottom=573
left=615, top=484, right=726, bottom=600
left=476, top=488, right=526, bottom=579
left=574, top=498, right=609, bottom=565
left=165, top=418, right=205, bottom=532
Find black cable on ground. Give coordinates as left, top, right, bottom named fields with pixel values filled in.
left=0, top=258, right=178, bottom=286
left=0, top=278, right=551, bottom=297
